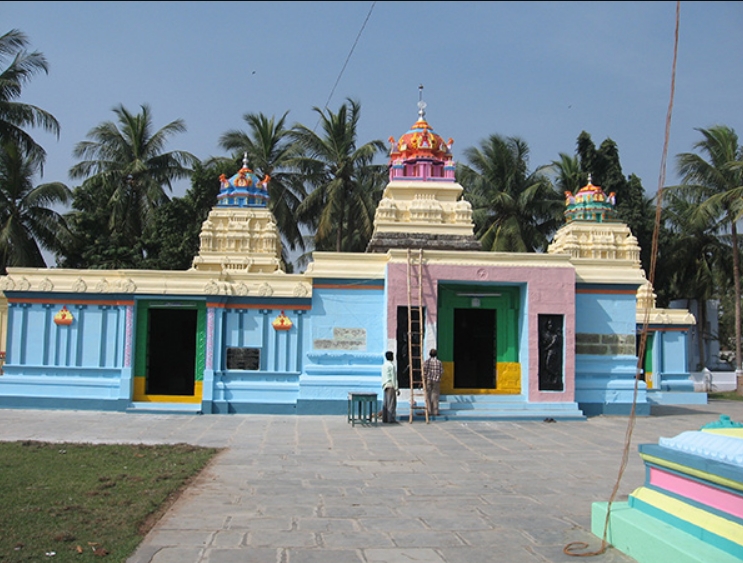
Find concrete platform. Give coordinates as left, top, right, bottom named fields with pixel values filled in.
left=593, top=501, right=741, bottom=563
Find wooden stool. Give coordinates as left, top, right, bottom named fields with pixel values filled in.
left=347, top=393, right=379, bottom=426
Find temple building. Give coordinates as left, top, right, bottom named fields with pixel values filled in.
left=0, top=102, right=699, bottom=418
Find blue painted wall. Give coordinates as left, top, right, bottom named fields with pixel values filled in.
left=0, top=295, right=129, bottom=410
left=298, top=281, right=386, bottom=414
left=574, top=288, right=648, bottom=415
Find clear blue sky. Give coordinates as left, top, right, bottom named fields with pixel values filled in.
left=4, top=1, right=742, bottom=201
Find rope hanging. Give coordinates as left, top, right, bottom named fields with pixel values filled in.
left=564, top=0, right=680, bottom=556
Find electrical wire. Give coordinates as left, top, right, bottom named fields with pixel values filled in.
left=312, top=1, right=376, bottom=133
left=322, top=1, right=376, bottom=112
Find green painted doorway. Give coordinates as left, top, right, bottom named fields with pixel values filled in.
left=133, top=300, right=206, bottom=402
left=437, top=284, right=520, bottom=394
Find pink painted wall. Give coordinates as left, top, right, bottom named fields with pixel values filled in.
left=649, top=467, right=743, bottom=519
left=386, top=261, right=576, bottom=402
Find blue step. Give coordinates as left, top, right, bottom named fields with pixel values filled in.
left=126, top=402, right=203, bottom=415
left=397, top=394, right=586, bottom=421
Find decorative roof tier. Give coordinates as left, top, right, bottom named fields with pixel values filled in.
left=217, top=153, right=270, bottom=208
left=387, top=92, right=455, bottom=183
left=366, top=90, right=481, bottom=253
left=563, top=175, right=617, bottom=223
left=191, top=156, right=282, bottom=274
left=547, top=221, right=640, bottom=263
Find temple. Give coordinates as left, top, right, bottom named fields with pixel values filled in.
left=0, top=101, right=700, bottom=418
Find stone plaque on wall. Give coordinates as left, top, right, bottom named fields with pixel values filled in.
left=226, top=347, right=260, bottom=370
left=313, top=327, right=366, bottom=351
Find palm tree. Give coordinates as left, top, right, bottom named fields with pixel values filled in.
left=663, top=188, right=730, bottom=369
left=68, top=104, right=199, bottom=256
left=0, top=29, right=60, bottom=167
left=290, top=98, right=386, bottom=252
left=0, top=139, right=71, bottom=273
left=218, top=111, right=307, bottom=252
left=458, top=134, right=563, bottom=253
left=673, top=125, right=743, bottom=388
left=548, top=153, right=585, bottom=195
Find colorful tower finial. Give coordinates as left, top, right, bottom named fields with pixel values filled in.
left=386, top=87, right=455, bottom=182
left=215, top=154, right=269, bottom=209
left=418, top=84, right=426, bottom=120
left=563, top=174, right=617, bottom=223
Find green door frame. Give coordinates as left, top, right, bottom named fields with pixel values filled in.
left=437, top=284, right=520, bottom=394
left=133, top=299, right=206, bottom=403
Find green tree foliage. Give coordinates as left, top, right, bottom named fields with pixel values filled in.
left=662, top=188, right=730, bottom=367
left=574, top=132, right=662, bottom=285
left=0, top=29, right=69, bottom=273
left=0, top=29, right=60, bottom=166
left=219, top=111, right=307, bottom=253
left=138, top=160, right=227, bottom=270
left=673, top=125, right=743, bottom=378
left=57, top=179, right=142, bottom=269
left=291, top=98, right=387, bottom=252
left=0, top=140, right=71, bottom=273
left=458, top=134, right=562, bottom=252
left=64, top=104, right=199, bottom=268
left=549, top=152, right=585, bottom=195
left=718, top=291, right=738, bottom=367
left=59, top=161, right=222, bottom=271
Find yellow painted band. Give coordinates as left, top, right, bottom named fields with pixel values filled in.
left=631, top=486, right=743, bottom=546
left=133, top=377, right=202, bottom=403
left=440, top=361, right=521, bottom=395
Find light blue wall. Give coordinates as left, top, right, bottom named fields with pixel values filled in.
left=211, top=306, right=305, bottom=414
left=298, top=283, right=386, bottom=413
left=653, top=330, right=695, bottom=394
left=0, top=297, right=129, bottom=410
left=0, top=274, right=698, bottom=416
left=574, top=289, right=648, bottom=416
left=576, top=293, right=636, bottom=335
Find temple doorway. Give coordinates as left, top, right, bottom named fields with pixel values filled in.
left=146, top=308, right=197, bottom=396
left=453, top=308, right=496, bottom=389
left=396, top=306, right=424, bottom=389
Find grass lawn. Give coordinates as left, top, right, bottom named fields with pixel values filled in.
left=709, top=390, right=743, bottom=402
left=0, top=441, right=220, bottom=563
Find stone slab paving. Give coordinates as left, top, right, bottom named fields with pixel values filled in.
left=1, top=400, right=742, bottom=563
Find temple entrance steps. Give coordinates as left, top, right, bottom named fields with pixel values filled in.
left=646, top=389, right=708, bottom=406
left=126, top=402, right=203, bottom=415
left=397, top=393, right=586, bottom=421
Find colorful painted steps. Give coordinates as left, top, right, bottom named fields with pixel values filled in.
left=592, top=415, right=743, bottom=562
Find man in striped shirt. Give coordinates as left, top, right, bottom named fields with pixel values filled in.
left=423, top=348, right=443, bottom=417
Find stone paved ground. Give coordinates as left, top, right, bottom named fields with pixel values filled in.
left=1, top=400, right=741, bottom=563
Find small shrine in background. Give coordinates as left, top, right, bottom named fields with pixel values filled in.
left=548, top=176, right=639, bottom=262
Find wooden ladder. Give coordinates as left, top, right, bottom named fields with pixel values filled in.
left=406, top=248, right=429, bottom=424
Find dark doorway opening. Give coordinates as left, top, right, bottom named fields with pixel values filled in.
left=146, top=308, right=197, bottom=395
left=396, top=306, right=424, bottom=389
left=454, top=308, right=496, bottom=389
left=636, top=332, right=652, bottom=383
